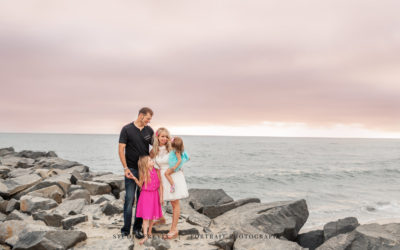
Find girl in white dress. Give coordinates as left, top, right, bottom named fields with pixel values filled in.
left=150, top=127, right=189, bottom=239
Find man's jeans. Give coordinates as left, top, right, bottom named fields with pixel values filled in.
left=121, top=168, right=142, bottom=234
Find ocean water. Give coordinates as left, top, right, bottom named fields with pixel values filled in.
left=1, top=133, right=399, bottom=230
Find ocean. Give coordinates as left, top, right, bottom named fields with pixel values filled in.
left=1, top=133, right=399, bottom=230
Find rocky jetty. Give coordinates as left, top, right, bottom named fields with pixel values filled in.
left=1, top=146, right=400, bottom=250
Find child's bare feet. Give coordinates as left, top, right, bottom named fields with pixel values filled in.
left=139, top=234, right=148, bottom=245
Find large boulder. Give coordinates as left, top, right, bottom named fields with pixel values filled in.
left=202, top=198, right=260, bottom=219
left=67, top=189, right=91, bottom=203
left=101, top=200, right=123, bottom=216
left=188, top=188, right=234, bottom=213
left=32, top=211, right=65, bottom=227
left=323, top=217, right=359, bottom=241
left=54, top=198, right=88, bottom=216
left=28, top=185, right=64, bottom=204
left=212, top=199, right=309, bottom=241
left=0, top=174, right=42, bottom=198
left=12, top=228, right=87, bottom=250
left=17, top=150, right=57, bottom=159
left=91, top=194, right=115, bottom=204
left=297, top=230, right=324, bottom=250
left=20, top=195, right=58, bottom=213
left=77, top=180, right=111, bottom=195
left=61, top=214, right=88, bottom=230
left=0, top=220, right=27, bottom=244
left=0, top=156, right=35, bottom=169
left=0, top=165, right=11, bottom=179
left=13, top=173, right=71, bottom=199
left=317, top=223, right=400, bottom=250
left=34, top=157, right=81, bottom=170
left=0, top=147, right=15, bottom=157
left=233, top=237, right=305, bottom=250
left=7, top=210, right=30, bottom=221
left=92, top=173, right=125, bottom=194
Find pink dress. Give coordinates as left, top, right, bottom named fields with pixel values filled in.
left=135, top=167, right=163, bottom=220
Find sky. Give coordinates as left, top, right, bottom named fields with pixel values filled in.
left=1, top=0, right=400, bottom=138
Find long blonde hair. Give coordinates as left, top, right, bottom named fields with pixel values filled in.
left=150, top=127, right=171, bottom=158
left=137, top=156, right=151, bottom=188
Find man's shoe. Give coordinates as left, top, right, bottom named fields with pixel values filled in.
left=134, top=230, right=144, bottom=239
left=121, top=231, right=130, bottom=237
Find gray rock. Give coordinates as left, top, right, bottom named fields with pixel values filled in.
left=317, top=223, right=400, bottom=250
left=0, top=156, right=35, bottom=169
left=202, top=198, right=260, bottom=219
left=46, top=151, right=58, bottom=157
left=0, top=220, right=27, bottom=244
left=0, top=197, right=7, bottom=213
left=212, top=199, right=309, bottom=241
left=28, top=185, right=64, bottom=204
left=151, top=237, right=171, bottom=250
left=234, top=237, right=305, bottom=250
left=68, top=189, right=91, bottom=203
left=81, top=204, right=103, bottom=218
left=0, top=174, right=42, bottom=198
left=35, top=157, right=81, bottom=170
left=12, top=229, right=87, bottom=250
left=323, top=217, right=359, bottom=241
left=92, top=194, right=115, bottom=204
left=77, top=180, right=111, bottom=195
left=0, top=166, right=10, bottom=179
left=188, top=188, right=234, bottom=213
left=5, top=198, right=20, bottom=213
left=92, top=173, right=125, bottom=193
left=7, top=168, right=35, bottom=178
left=6, top=210, right=29, bottom=221
left=101, top=200, right=123, bottom=216
left=20, top=195, right=58, bottom=213
left=32, top=211, right=65, bottom=227
left=63, top=165, right=89, bottom=174
left=67, top=184, right=85, bottom=194
left=17, top=150, right=48, bottom=159
left=297, top=230, right=324, bottom=250
left=0, top=211, right=6, bottom=222
left=54, top=198, right=88, bottom=216
left=0, top=147, right=15, bottom=157
left=186, top=211, right=212, bottom=228
left=61, top=214, right=88, bottom=230
left=209, top=227, right=237, bottom=250
left=70, top=170, right=83, bottom=185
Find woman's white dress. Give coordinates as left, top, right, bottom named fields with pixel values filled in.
left=154, top=145, right=189, bottom=201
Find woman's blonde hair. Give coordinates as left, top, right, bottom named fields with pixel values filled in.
left=171, top=137, right=184, bottom=154
left=150, top=127, right=171, bottom=158
left=137, top=156, right=151, bottom=188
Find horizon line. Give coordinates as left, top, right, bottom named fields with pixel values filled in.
left=1, top=131, right=399, bottom=140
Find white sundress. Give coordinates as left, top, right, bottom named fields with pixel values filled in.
left=154, top=145, right=189, bottom=201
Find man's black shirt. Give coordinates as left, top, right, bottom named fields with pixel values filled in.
left=119, top=122, right=154, bottom=170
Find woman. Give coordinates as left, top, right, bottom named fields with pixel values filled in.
left=151, top=127, right=189, bottom=239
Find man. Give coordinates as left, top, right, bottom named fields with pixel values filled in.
left=119, top=107, right=154, bottom=238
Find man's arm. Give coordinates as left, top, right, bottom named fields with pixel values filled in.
left=119, top=143, right=135, bottom=180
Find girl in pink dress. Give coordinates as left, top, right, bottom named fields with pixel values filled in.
left=130, top=155, right=163, bottom=245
